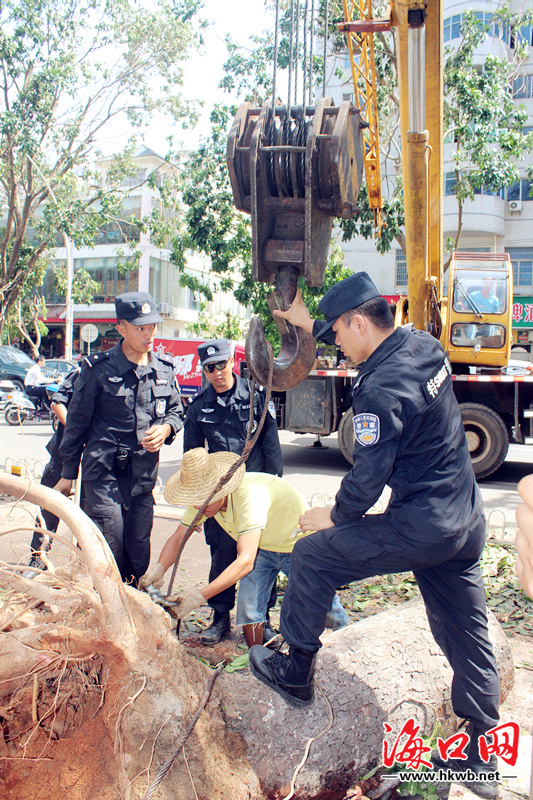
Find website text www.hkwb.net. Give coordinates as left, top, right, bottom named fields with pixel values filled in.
left=384, top=768, right=511, bottom=784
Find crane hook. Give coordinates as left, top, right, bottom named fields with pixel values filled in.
left=245, top=265, right=317, bottom=391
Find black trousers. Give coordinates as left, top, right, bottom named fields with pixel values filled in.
left=31, top=458, right=62, bottom=553
left=204, top=516, right=278, bottom=617
left=83, top=476, right=154, bottom=584
left=280, top=512, right=500, bottom=733
left=25, top=385, right=49, bottom=407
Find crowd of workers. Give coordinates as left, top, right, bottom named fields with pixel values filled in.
left=22, top=280, right=533, bottom=800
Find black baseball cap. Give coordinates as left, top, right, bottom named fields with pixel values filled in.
left=115, top=292, right=163, bottom=326
left=315, top=272, right=381, bottom=338
left=197, top=338, right=232, bottom=366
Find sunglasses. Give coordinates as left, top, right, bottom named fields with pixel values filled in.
left=203, top=359, right=230, bottom=373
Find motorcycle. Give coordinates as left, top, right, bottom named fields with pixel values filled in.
left=4, top=382, right=61, bottom=426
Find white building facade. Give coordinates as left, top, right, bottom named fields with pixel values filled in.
left=42, top=147, right=249, bottom=355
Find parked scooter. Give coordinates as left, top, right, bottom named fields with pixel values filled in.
left=4, top=382, right=61, bottom=426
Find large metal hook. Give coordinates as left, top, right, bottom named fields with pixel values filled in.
left=245, top=266, right=316, bottom=391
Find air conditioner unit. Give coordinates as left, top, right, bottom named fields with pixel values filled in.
left=509, top=200, right=522, bottom=212
left=159, top=303, right=177, bottom=317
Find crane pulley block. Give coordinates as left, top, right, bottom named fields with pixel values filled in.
left=227, top=98, right=364, bottom=288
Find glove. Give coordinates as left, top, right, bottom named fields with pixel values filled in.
left=168, top=587, right=205, bottom=619
left=139, top=563, right=165, bottom=590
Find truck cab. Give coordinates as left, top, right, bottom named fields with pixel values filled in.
left=444, top=252, right=512, bottom=371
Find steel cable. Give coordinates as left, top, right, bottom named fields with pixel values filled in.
left=164, top=345, right=274, bottom=600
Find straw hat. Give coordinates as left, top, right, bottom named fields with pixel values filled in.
left=164, top=448, right=246, bottom=507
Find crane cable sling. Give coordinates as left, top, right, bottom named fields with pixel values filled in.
left=164, top=343, right=275, bottom=601
left=141, top=663, right=225, bottom=800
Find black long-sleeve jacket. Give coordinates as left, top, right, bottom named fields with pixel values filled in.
left=59, top=341, right=183, bottom=494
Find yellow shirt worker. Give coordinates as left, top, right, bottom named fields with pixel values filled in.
left=140, top=448, right=348, bottom=648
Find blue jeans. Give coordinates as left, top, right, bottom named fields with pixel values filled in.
left=236, top=547, right=349, bottom=630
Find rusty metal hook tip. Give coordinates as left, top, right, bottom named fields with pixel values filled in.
left=245, top=315, right=316, bottom=391
left=245, top=266, right=317, bottom=391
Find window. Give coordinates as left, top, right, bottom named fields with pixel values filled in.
left=451, top=322, right=506, bottom=348
left=521, top=179, right=533, bottom=201
left=443, top=13, right=510, bottom=44
left=506, top=248, right=533, bottom=287
left=445, top=172, right=457, bottom=195
left=513, top=74, right=533, bottom=99
left=506, top=179, right=533, bottom=202
left=452, top=270, right=507, bottom=315
left=396, top=250, right=407, bottom=287
left=444, top=14, right=462, bottom=42
left=511, top=24, right=533, bottom=48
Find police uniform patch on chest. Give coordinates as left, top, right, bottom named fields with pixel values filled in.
left=421, top=357, right=452, bottom=404
left=107, top=376, right=123, bottom=383
left=353, top=413, right=380, bottom=446
left=155, top=398, right=167, bottom=416
left=268, top=400, right=276, bottom=419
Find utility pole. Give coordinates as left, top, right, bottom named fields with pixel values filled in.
left=63, top=233, right=73, bottom=360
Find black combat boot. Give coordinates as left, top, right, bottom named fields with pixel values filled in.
left=430, top=722, right=500, bottom=799
left=249, top=644, right=317, bottom=707
left=22, top=553, right=47, bottom=580
left=200, top=611, right=231, bottom=645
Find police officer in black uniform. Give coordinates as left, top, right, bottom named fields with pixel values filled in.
left=56, top=292, right=183, bottom=584
left=249, top=273, right=501, bottom=800
left=184, top=338, right=283, bottom=644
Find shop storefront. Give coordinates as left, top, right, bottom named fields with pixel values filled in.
left=39, top=307, right=119, bottom=357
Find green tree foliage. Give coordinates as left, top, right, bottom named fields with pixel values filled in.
left=0, top=0, right=203, bottom=341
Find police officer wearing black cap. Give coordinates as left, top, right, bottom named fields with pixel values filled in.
left=248, top=273, right=501, bottom=800
left=184, top=338, right=283, bottom=645
left=56, top=292, right=183, bottom=584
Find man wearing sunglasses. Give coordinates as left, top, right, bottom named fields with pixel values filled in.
left=183, top=338, right=283, bottom=645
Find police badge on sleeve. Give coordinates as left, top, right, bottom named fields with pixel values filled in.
left=155, top=398, right=167, bottom=417
left=353, top=412, right=380, bottom=446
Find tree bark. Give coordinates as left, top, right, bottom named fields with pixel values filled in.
left=0, top=475, right=513, bottom=800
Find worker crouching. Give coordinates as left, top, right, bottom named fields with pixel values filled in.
left=140, top=448, right=348, bottom=653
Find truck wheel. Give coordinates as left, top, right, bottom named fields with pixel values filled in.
left=459, top=402, right=509, bottom=480
left=338, top=409, right=355, bottom=465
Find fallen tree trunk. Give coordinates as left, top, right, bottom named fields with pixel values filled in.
left=221, top=598, right=513, bottom=798
left=0, top=475, right=513, bottom=800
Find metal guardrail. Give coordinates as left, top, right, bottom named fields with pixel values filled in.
left=1, top=457, right=44, bottom=480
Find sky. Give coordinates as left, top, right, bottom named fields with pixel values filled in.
left=97, top=0, right=275, bottom=156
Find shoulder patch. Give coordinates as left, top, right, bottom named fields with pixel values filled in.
left=353, top=413, right=380, bottom=447
left=155, top=350, right=174, bottom=365
left=83, top=351, right=110, bottom=368
left=268, top=400, right=276, bottom=420
left=421, top=357, right=452, bottom=404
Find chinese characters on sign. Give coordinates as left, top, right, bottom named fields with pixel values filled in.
left=512, top=299, right=533, bottom=326
left=383, top=719, right=520, bottom=771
